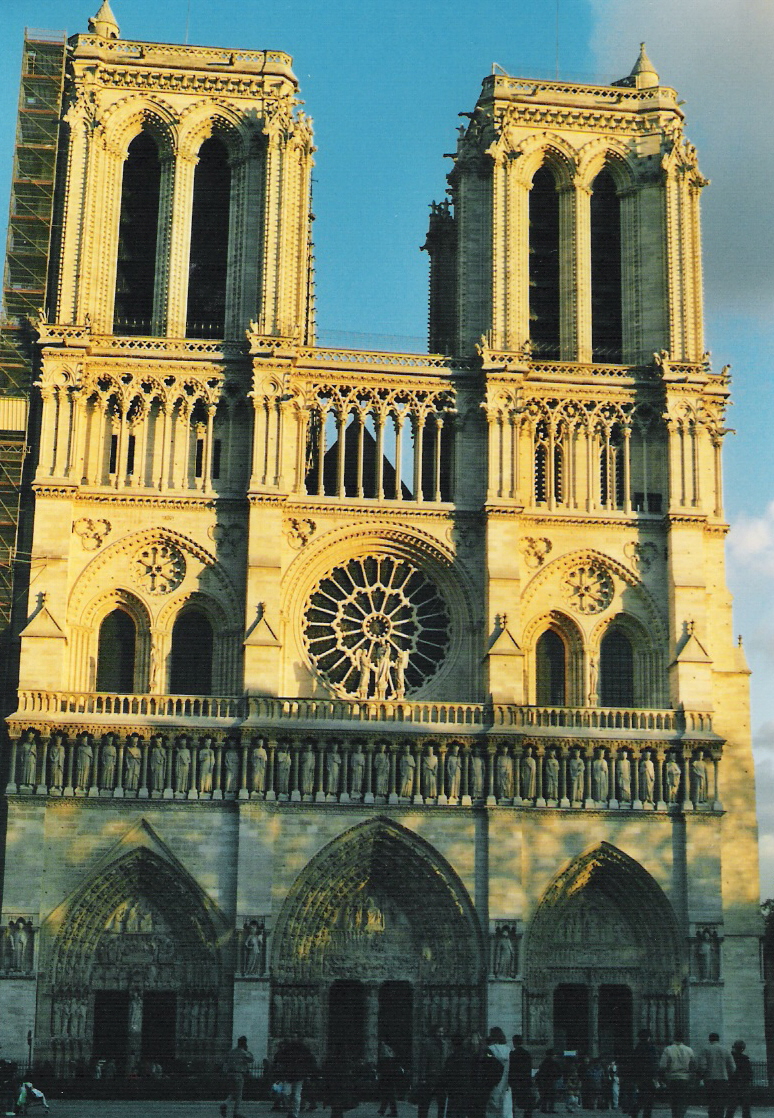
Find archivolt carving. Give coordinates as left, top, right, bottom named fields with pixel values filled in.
left=96, top=95, right=177, bottom=158
left=508, top=130, right=578, bottom=189
left=577, top=137, right=635, bottom=191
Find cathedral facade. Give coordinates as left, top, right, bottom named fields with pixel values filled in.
left=0, top=2, right=764, bottom=1078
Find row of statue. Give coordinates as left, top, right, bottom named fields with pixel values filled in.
left=9, top=729, right=717, bottom=806
left=1, top=918, right=35, bottom=972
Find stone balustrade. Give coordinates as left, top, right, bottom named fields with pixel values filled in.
left=5, top=718, right=723, bottom=811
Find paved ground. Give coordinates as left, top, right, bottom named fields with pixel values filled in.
left=18, top=1103, right=774, bottom=1118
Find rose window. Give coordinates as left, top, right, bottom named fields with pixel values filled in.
left=132, top=542, right=186, bottom=595
left=303, top=555, right=451, bottom=698
left=562, top=563, right=614, bottom=614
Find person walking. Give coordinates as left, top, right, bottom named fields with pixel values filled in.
left=221, top=1034, right=254, bottom=1118
left=535, top=1050, right=562, bottom=1115
left=484, top=1028, right=513, bottom=1118
left=700, top=1034, right=734, bottom=1118
left=630, top=1028, right=659, bottom=1118
left=509, top=1035, right=533, bottom=1118
left=659, top=1034, right=696, bottom=1118
left=724, top=1041, right=752, bottom=1118
left=377, top=1040, right=400, bottom=1118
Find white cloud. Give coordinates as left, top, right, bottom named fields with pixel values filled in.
left=728, top=502, right=774, bottom=576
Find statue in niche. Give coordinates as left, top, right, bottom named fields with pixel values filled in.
left=522, top=747, right=537, bottom=800
left=394, top=647, right=410, bottom=700
left=350, top=746, right=365, bottom=796
left=125, top=738, right=141, bottom=790
left=446, top=744, right=461, bottom=799
left=373, top=744, right=389, bottom=796
left=497, top=749, right=513, bottom=799
left=20, top=730, right=37, bottom=785
left=617, top=752, right=631, bottom=802
left=399, top=747, right=416, bottom=798
left=569, top=749, right=584, bottom=802
left=545, top=749, right=559, bottom=800
left=326, top=746, right=341, bottom=795
left=470, top=750, right=484, bottom=799
left=150, top=737, right=166, bottom=791
left=588, top=657, right=598, bottom=705
left=76, top=736, right=93, bottom=788
left=276, top=744, right=291, bottom=794
left=301, top=743, right=316, bottom=795
left=101, top=735, right=117, bottom=788
left=243, top=921, right=265, bottom=975
left=49, top=734, right=65, bottom=787
left=665, top=756, right=681, bottom=803
left=251, top=739, right=267, bottom=793
left=423, top=746, right=438, bottom=798
left=175, top=740, right=191, bottom=793
left=592, top=752, right=609, bottom=801
left=493, top=926, right=517, bottom=978
left=692, top=754, right=708, bottom=803
left=223, top=744, right=239, bottom=792
left=199, top=739, right=215, bottom=793
left=639, top=751, right=655, bottom=803
left=9, top=920, right=31, bottom=971
left=374, top=643, right=393, bottom=700
left=355, top=645, right=373, bottom=700
left=695, top=927, right=719, bottom=980
left=129, top=991, right=143, bottom=1033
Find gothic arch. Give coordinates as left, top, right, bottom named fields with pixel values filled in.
left=98, top=96, right=177, bottom=160
left=270, top=817, right=484, bottom=1058
left=524, top=842, right=685, bottom=1050
left=177, top=100, right=251, bottom=163
left=78, top=587, right=152, bottom=693
left=525, top=610, right=585, bottom=707
left=515, top=132, right=578, bottom=191
left=577, top=140, right=636, bottom=193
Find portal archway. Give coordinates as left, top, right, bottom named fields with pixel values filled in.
left=271, top=818, right=485, bottom=1069
left=40, top=844, right=229, bottom=1076
left=524, top=843, right=685, bottom=1055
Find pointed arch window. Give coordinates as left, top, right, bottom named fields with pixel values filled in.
left=600, top=422, right=625, bottom=509
left=114, top=132, right=162, bottom=336
left=96, top=608, right=136, bottom=693
left=187, top=137, right=231, bottom=339
left=590, top=169, right=622, bottom=363
left=536, top=629, right=567, bottom=706
left=170, top=608, right=214, bottom=695
left=599, top=628, right=634, bottom=707
left=529, top=165, right=561, bottom=358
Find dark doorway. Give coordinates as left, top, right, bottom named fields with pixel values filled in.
left=553, top=984, right=589, bottom=1053
left=598, top=985, right=632, bottom=1056
left=328, top=980, right=365, bottom=1059
left=92, top=990, right=130, bottom=1065
left=169, top=609, right=213, bottom=694
left=141, top=991, right=177, bottom=1070
left=96, top=608, right=136, bottom=693
left=378, top=981, right=413, bottom=1069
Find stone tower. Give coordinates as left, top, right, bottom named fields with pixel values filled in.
left=0, top=9, right=763, bottom=1078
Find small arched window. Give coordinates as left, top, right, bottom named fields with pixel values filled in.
left=114, top=131, right=162, bottom=336
left=187, top=136, right=231, bottom=338
left=170, top=609, right=214, bottom=695
left=534, top=420, right=549, bottom=504
left=96, top=608, right=136, bottom=693
left=590, top=168, right=622, bottom=363
left=536, top=629, right=566, bottom=706
left=600, top=628, right=634, bottom=707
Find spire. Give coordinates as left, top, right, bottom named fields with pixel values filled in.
left=629, top=42, right=659, bottom=89
left=88, top=0, right=120, bottom=40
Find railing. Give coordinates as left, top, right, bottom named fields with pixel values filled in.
left=12, top=690, right=716, bottom=737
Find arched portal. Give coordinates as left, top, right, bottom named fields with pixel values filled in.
left=40, top=845, right=229, bottom=1076
left=524, top=843, right=685, bottom=1056
left=270, top=818, right=485, bottom=1070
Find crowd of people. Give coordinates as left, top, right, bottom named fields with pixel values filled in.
left=217, top=1028, right=755, bottom=1118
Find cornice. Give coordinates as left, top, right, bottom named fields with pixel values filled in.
left=32, top=486, right=239, bottom=511
left=279, top=498, right=463, bottom=523
left=492, top=509, right=667, bottom=530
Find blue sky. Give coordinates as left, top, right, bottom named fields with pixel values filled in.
left=1, top=1, right=772, bottom=889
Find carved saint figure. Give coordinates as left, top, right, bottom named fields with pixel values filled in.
left=276, top=745, right=291, bottom=794
left=592, top=753, right=609, bottom=801
left=11, top=920, right=30, bottom=971
left=497, top=750, right=513, bottom=799
left=569, top=750, right=584, bottom=802
left=301, top=744, right=316, bottom=796
left=422, top=746, right=438, bottom=798
left=223, top=745, right=239, bottom=793
left=692, top=754, right=708, bottom=803
left=373, top=745, right=389, bottom=796
left=49, top=735, right=65, bottom=787
left=326, top=747, right=341, bottom=796
left=374, top=643, right=393, bottom=700
left=617, top=753, right=631, bottom=802
left=696, top=928, right=712, bottom=979
left=76, top=737, right=93, bottom=788
left=355, top=645, right=372, bottom=700
left=150, top=738, right=166, bottom=792
left=470, top=751, right=484, bottom=799
left=394, top=647, right=410, bottom=700
left=199, top=740, right=215, bottom=793
left=251, top=740, right=267, bottom=793
left=399, top=748, right=416, bottom=798
left=639, top=750, right=655, bottom=803
left=665, top=756, right=681, bottom=803
left=125, top=739, right=141, bottom=791
left=446, top=744, right=461, bottom=800
left=521, top=747, right=537, bottom=800
left=175, top=741, right=191, bottom=793
left=101, top=735, right=117, bottom=788
left=243, top=921, right=264, bottom=975
left=545, top=749, right=559, bottom=800
left=493, top=926, right=516, bottom=978
left=20, top=731, right=37, bottom=786
left=350, top=747, right=365, bottom=796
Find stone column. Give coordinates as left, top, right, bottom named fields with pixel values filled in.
left=166, top=151, right=198, bottom=337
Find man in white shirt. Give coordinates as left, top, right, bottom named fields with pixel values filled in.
left=659, top=1034, right=696, bottom=1118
